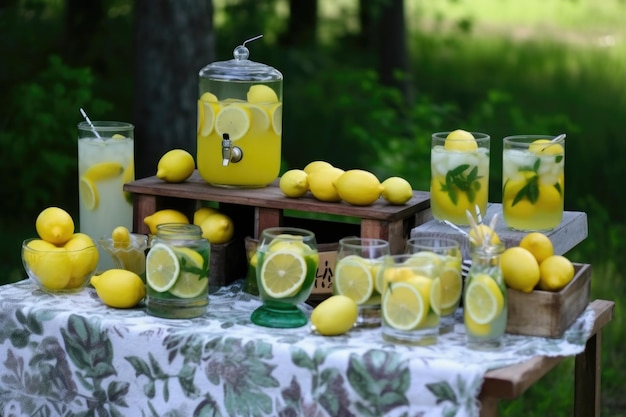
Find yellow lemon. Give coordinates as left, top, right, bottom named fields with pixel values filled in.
left=529, top=139, right=564, bottom=155
left=35, top=248, right=73, bottom=290
left=464, top=273, right=504, bottom=324
left=193, top=206, right=220, bottom=226
left=156, top=149, right=196, bottom=183
left=79, top=177, right=99, bottom=210
left=311, top=295, right=358, bottom=336
left=444, top=129, right=477, bottom=151
left=333, top=169, right=383, bottom=206
left=112, top=226, right=131, bottom=248
left=64, top=234, right=99, bottom=288
left=303, top=160, right=334, bottom=175
left=270, top=103, right=283, bottom=135
left=381, top=176, right=413, bottom=205
left=246, top=84, right=279, bottom=103
left=308, top=167, right=345, bottom=202
left=83, top=161, right=124, bottom=182
left=500, top=247, right=540, bottom=293
left=279, top=169, right=309, bottom=198
left=468, top=224, right=501, bottom=246
left=36, top=207, right=75, bottom=245
left=198, top=99, right=221, bottom=137
left=519, top=232, right=554, bottom=264
left=23, top=239, right=57, bottom=273
left=91, top=269, right=146, bottom=308
left=144, top=209, right=189, bottom=235
left=215, top=104, right=251, bottom=141
left=200, top=92, right=218, bottom=102
left=121, top=159, right=135, bottom=204
left=538, top=255, right=575, bottom=292
left=200, top=213, right=234, bottom=244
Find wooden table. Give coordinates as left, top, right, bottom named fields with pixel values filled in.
left=479, top=299, right=615, bottom=416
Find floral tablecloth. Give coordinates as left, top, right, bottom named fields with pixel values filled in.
left=0, top=280, right=594, bottom=417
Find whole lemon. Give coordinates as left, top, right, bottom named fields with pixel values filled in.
left=279, top=169, right=309, bottom=198
left=156, top=149, right=195, bottom=183
left=444, top=129, right=477, bottom=151
left=111, top=226, right=131, bottom=248
left=538, top=255, right=575, bottom=292
left=468, top=224, right=501, bottom=246
left=64, top=233, right=99, bottom=288
left=333, top=169, right=383, bottom=206
left=35, top=248, right=73, bottom=290
left=91, top=269, right=146, bottom=308
left=311, top=295, right=358, bottom=336
left=36, top=207, right=75, bottom=245
left=308, top=167, right=345, bottom=202
left=23, top=239, right=57, bottom=273
left=246, top=85, right=279, bottom=103
left=381, top=176, right=413, bottom=205
left=200, top=213, right=234, bottom=244
left=500, top=247, right=540, bottom=293
left=519, top=232, right=554, bottom=264
left=193, top=206, right=220, bottom=226
left=303, top=160, right=334, bottom=175
left=144, top=209, right=189, bottom=235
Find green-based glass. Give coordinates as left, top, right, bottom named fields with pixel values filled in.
left=251, top=227, right=318, bottom=328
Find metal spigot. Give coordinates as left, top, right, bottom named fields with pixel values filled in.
left=221, top=133, right=243, bottom=166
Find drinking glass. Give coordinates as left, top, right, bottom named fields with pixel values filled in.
left=464, top=241, right=507, bottom=350
left=333, top=237, right=391, bottom=328
left=380, top=254, right=441, bottom=346
left=406, top=237, right=462, bottom=334
left=251, top=227, right=318, bottom=328
left=78, top=121, right=134, bottom=272
left=430, top=131, right=491, bottom=226
left=502, top=134, right=565, bottom=231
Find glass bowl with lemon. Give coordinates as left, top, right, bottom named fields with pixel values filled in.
left=250, top=227, right=318, bottom=328
left=22, top=237, right=99, bottom=293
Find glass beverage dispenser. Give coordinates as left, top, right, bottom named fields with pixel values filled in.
left=197, top=36, right=283, bottom=188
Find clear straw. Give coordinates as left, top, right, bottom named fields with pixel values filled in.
left=79, top=108, right=102, bottom=139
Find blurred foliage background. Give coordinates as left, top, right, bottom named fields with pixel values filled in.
left=1, top=0, right=625, bottom=415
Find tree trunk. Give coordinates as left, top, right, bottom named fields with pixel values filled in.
left=133, top=0, right=215, bottom=178
left=279, top=0, right=318, bottom=47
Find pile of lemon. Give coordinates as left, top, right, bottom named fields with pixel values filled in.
left=23, top=207, right=99, bottom=291
left=279, top=161, right=413, bottom=206
left=143, top=206, right=234, bottom=245
left=501, top=232, right=575, bottom=293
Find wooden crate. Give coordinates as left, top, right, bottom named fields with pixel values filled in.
left=506, top=263, right=591, bottom=338
left=125, top=171, right=432, bottom=287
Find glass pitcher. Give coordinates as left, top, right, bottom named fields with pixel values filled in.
left=197, top=35, right=283, bottom=188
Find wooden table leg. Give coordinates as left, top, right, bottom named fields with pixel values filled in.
left=574, top=331, right=601, bottom=416
left=133, top=194, right=157, bottom=234
left=478, top=395, right=499, bottom=417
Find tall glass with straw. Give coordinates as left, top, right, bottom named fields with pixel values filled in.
left=78, top=110, right=135, bottom=272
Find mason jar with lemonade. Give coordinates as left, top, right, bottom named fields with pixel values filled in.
left=197, top=36, right=283, bottom=188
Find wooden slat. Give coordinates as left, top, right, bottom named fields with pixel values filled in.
left=411, top=203, right=588, bottom=258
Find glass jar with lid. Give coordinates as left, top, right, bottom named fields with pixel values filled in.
left=197, top=35, right=283, bottom=188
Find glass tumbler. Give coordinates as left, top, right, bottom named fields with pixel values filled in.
left=78, top=121, right=134, bottom=273
left=502, top=134, right=565, bottom=231
left=381, top=254, right=441, bottom=346
left=251, top=227, right=318, bottom=328
left=406, top=237, right=462, bottom=334
left=333, top=237, right=391, bottom=328
left=430, top=131, right=491, bottom=226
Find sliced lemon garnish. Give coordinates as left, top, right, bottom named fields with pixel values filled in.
left=83, top=161, right=124, bottom=182
left=121, top=159, right=134, bottom=204
left=247, top=103, right=271, bottom=133
left=197, top=99, right=204, bottom=135
left=79, top=177, right=99, bottom=210
left=215, top=105, right=251, bottom=141
left=270, top=103, right=282, bottom=135
left=440, top=265, right=462, bottom=310
left=334, top=255, right=374, bottom=305
left=174, top=247, right=205, bottom=270
left=429, top=277, right=442, bottom=316
left=260, top=250, right=307, bottom=298
left=382, top=281, right=427, bottom=330
left=169, top=273, right=208, bottom=299
left=146, top=243, right=180, bottom=293
left=464, top=273, right=504, bottom=325
left=200, top=100, right=220, bottom=137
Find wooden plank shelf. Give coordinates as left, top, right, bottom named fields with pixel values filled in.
left=411, top=202, right=588, bottom=258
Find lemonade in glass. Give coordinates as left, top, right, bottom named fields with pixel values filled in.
left=251, top=227, right=318, bottom=328
left=502, top=134, right=565, bottom=231
left=78, top=121, right=134, bottom=272
left=464, top=242, right=507, bottom=350
left=333, top=237, right=391, bottom=328
left=381, top=254, right=441, bottom=346
left=430, top=131, right=491, bottom=225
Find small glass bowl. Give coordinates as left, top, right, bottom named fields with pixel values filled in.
left=99, top=234, right=149, bottom=280
left=22, top=238, right=99, bottom=293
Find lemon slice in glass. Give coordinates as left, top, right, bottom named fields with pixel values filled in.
left=429, top=277, right=442, bottom=316
left=334, top=255, right=374, bottom=305
left=84, top=161, right=123, bottom=182
left=270, top=103, right=283, bottom=135
left=215, top=105, right=251, bottom=141
left=439, top=265, right=462, bottom=310
left=200, top=100, right=220, bottom=137
left=79, top=177, right=98, bottom=210
left=169, top=273, right=208, bottom=299
left=465, top=273, right=504, bottom=324
left=382, top=281, right=427, bottom=330
left=174, top=247, right=205, bottom=270
left=247, top=104, right=270, bottom=133
left=146, top=243, right=180, bottom=293
left=260, top=250, right=307, bottom=298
